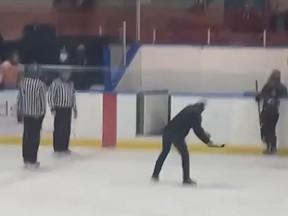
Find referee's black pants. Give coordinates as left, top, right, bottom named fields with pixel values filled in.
left=152, top=128, right=190, bottom=181
left=53, top=108, right=72, bottom=152
left=22, top=116, right=44, bottom=163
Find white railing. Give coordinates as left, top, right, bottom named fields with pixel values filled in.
left=122, top=21, right=127, bottom=67
left=263, top=29, right=267, bottom=47
left=207, top=28, right=211, bottom=45
left=152, top=27, right=156, bottom=44
left=136, top=0, right=141, bottom=41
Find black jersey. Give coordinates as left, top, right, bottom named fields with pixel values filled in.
left=260, top=83, right=287, bottom=112
left=166, top=104, right=210, bottom=143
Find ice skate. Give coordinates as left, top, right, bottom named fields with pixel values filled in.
left=183, top=178, right=197, bottom=186
left=263, top=145, right=271, bottom=155
left=54, top=149, right=72, bottom=158
left=63, top=149, right=72, bottom=155
left=54, top=151, right=63, bottom=157
left=24, top=161, right=40, bottom=169
left=263, top=148, right=270, bottom=155
left=151, top=175, right=159, bottom=183
left=270, top=146, right=277, bottom=155
left=263, top=144, right=277, bottom=155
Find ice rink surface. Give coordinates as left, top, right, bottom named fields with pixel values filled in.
left=0, top=145, right=288, bottom=216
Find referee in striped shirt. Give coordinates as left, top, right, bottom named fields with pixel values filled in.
left=17, top=63, right=46, bottom=168
left=48, top=71, right=77, bottom=155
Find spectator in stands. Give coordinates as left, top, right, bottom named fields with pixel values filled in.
left=188, top=0, right=205, bottom=13
left=77, top=0, right=96, bottom=7
left=59, top=46, right=70, bottom=64
left=53, top=0, right=77, bottom=8
left=73, top=44, right=87, bottom=66
left=0, top=73, right=3, bottom=90
left=53, top=0, right=95, bottom=8
left=0, top=55, right=2, bottom=89
left=0, top=33, right=3, bottom=63
left=269, top=0, right=288, bottom=32
left=0, top=51, right=22, bottom=89
left=71, top=44, right=87, bottom=90
left=81, top=0, right=95, bottom=7
left=243, top=0, right=254, bottom=19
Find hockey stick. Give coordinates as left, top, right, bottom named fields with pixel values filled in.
left=72, top=118, right=77, bottom=137
left=207, top=143, right=226, bottom=148
left=255, top=80, right=264, bottom=142
left=255, top=80, right=261, bottom=125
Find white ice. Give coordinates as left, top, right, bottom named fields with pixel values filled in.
left=0, top=145, right=287, bottom=216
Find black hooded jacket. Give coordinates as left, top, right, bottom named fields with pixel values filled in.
left=165, top=104, right=210, bottom=143
left=257, top=71, right=287, bottom=112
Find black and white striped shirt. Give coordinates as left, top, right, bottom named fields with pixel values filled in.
left=48, top=78, right=77, bottom=111
left=17, top=78, right=46, bottom=117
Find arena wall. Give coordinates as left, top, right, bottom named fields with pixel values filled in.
left=117, top=45, right=288, bottom=92
left=1, top=90, right=288, bottom=155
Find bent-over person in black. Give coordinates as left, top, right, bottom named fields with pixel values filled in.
left=152, top=101, right=214, bottom=185
left=17, top=69, right=46, bottom=168
left=48, top=71, right=77, bottom=155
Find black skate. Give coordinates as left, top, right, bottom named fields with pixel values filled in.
left=24, top=161, right=40, bottom=169
left=263, top=144, right=271, bottom=155
left=151, top=174, right=159, bottom=182
left=63, top=149, right=72, bottom=155
left=270, top=146, right=277, bottom=155
left=54, top=149, right=72, bottom=157
left=183, top=178, right=197, bottom=186
left=263, top=144, right=277, bottom=155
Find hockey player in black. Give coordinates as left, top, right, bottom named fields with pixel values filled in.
left=152, top=101, right=223, bottom=185
left=256, top=70, right=287, bottom=155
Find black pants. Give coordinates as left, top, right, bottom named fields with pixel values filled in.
left=260, top=109, right=279, bottom=149
left=53, top=108, right=72, bottom=152
left=22, top=116, right=44, bottom=163
left=152, top=128, right=190, bottom=181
